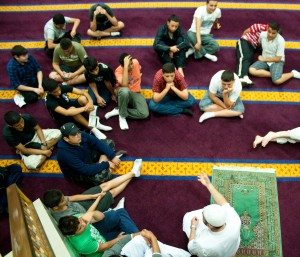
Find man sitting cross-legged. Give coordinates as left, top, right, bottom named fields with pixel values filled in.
left=87, top=3, right=124, bottom=39
left=3, top=111, right=61, bottom=171
left=57, top=122, right=140, bottom=186
left=253, top=127, right=300, bottom=148
left=43, top=161, right=141, bottom=239
left=105, top=53, right=149, bottom=130
left=149, top=62, right=196, bottom=116
left=43, top=78, right=111, bottom=140
left=199, top=70, right=244, bottom=123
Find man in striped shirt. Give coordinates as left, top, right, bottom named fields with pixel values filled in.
left=236, top=23, right=268, bottom=86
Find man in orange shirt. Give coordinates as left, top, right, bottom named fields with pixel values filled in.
left=105, top=53, right=149, bottom=130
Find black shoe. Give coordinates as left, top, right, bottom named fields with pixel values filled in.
left=182, top=108, right=193, bottom=116
left=115, top=150, right=127, bottom=158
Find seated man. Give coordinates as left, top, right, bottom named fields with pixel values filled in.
left=0, top=164, right=23, bottom=214
left=3, top=111, right=61, bottom=170
left=44, top=13, right=81, bottom=57
left=249, top=21, right=300, bottom=85
left=105, top=53, right=149, bottom=130
left=87, top=3, right=124, bottom=39
left=153, top=14, right=189, bottom=77
left=183, top=173, right=241, bottom=257
left=7, top=45, right=44, bottom=107
left=83, top=56, right=116, bottom=107
left=49, top=38, right=87, bottom=85
left=43, top=78, right=110, bottom=140
left=186, top=0, right=221, bottom=62
left=116, top=229, right=191, bottom=257
left=57, top=122, right=133, bottom=186
left=149, top=62, right=196, bottom=116
left=58, top=213, right=131, bottom=256
left=253, top=127, right=300, bottom=148
left=236, top=23, right=268, bottom=85
left=199, top=70, right=244, bottom=123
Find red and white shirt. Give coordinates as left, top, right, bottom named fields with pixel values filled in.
left=241, top=23, right=268, bottom=48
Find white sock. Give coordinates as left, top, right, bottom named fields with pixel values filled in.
left=119, top=116, right=129, bottom=130
left=243, top=75, right=253, bottom=84
left=111, top=32, right=120, bottom=37
left=105, top=108, right=119, bottom=119
left=204, top=53, right=218, bottom=62
left=91, top=128, right=106, bottom=139
left=292, top=70, right=300, bottom=79
left=96, top=119, right=112, bottom=131
left=185, top=48, right=195, bottom=58
left=114, top=197, right=125, bottom=210
left=199, top=112, right=215, bottom=123
left=132, top=159, right=142, bottom=177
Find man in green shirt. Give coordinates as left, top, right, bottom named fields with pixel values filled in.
left=49, top=38, right=87, bottom=85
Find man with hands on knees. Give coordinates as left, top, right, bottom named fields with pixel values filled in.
left=183, top=173, right=241, bottom=257
left=199, top=70, right=244, bottom=123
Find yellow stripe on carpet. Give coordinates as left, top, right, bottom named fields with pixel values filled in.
left=0, top=39, right=299, bottom=50
left=1, top=89, right=300, bottom=103
left=0, top=2, right=299, bottom=12
left=1, top=159, right=299, bottom=177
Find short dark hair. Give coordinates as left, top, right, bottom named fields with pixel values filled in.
left=11, top=45, right=28, bottom=57
left=53, top=13, right=65, bottom=25
left=58, top=216, right=80, bottom=236
left=221, top=70, right=235, bottom=82
left=83, top=57, right=98, bottom=72
left=269, top=21, right=280, bottom=32
left=60, top=38, right=72, bottom=50
left=43, top=78, right=59, bottom=93
left=42, top=189, right=63, bottom=208
left=119, top=53, right=130, bottom=66
left=167, top=14, right=179, bottom=23
left=207, top=0, right=217, bottom=3
left=4, top=111, right=21, bottom=126
left=162, top=62, right=175, bottom=74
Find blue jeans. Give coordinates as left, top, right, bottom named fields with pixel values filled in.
left=149, top=93, right=196, bottom=115
left=88, top=84, right=111, bottom=106
left=93, top=208, right=138, bottom=240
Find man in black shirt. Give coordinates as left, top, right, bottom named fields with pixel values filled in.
left=3, top=111, right=61, bottom=170
left=43, top=78, right=111, bottom=140
left=83, top=56, right=116, bottom=107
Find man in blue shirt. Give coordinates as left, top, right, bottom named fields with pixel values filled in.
left=7, top=45, right=44, bottom=105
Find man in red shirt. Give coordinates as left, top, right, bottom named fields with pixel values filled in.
left=149, top=63, right=195, bottom=116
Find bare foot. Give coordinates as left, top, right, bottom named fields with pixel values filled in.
left=178, top=68, right=184, bottom=77
left=253, top=135, right=263, bottom=148
left=261, top=131, right=275, bottom=147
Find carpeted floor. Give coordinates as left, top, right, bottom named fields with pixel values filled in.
left=0, top=0, right=300, bottom=256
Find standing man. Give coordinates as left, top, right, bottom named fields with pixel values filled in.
left=49, top=38, right=87, bottom=85
left=7, top=45, right=44, bottom=107
left=87, top=3, right=124, bottom=39
left=249, top=21, right=300, bottom=85
left=236, top=23, right=268, bottom=85
left=149, top=62, right=195, bottom=116
left=186, top=0, right=221, bottom=62
left=199, top=70, right=244, bottom=123
left=44, top=13, right=81, bottom=57
left=43, top=78, right=111, bottom=140
left=183, top=173, right=241, bottom=257
left=153, top=14, right=189, bottom=77
left=57, top=122, right=125, bottom=186
left=3, top=111, right=61, bottom=171
left=83, top=56, right=116, bottom=107
left=105, top=53, right=149, bottom=130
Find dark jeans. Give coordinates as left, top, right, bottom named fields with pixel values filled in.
left=93, top=208, right=139, bottom=240
left=0, top=164, right=23, bottom=214
left=88, top=84, right=111, bottom=106
left=156, top=48, right=187, bottom=68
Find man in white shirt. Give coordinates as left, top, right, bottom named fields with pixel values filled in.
left=182, top=173, right=241, bottom=257
left=186, top=0, right=221, bottom=62
left=199, top=70, right=244, bottom=123
left=44, top=13, right=81, bottom=57
left=249, top=21, right=300, bottom=85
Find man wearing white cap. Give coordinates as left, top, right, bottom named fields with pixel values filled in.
left=182, top=173, right=241, bottom=257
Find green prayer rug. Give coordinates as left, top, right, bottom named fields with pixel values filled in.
left=211, top=166, right=283, bottom=257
